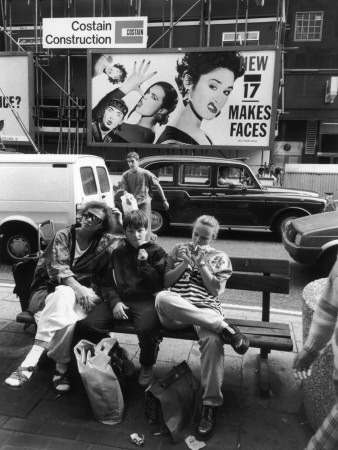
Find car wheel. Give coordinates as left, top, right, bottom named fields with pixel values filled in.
left=272, top=212, right=304, bottom=241
left=151, top=210, right=169, bottom=235
left=318, top=247, right=338, bottom=277
left=1, top=230, right=37, bottom=264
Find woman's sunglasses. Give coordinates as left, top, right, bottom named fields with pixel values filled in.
left=82, top=211, right=103, bottom=225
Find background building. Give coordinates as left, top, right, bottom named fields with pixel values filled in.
left=0, top=0, right=337, bottom=173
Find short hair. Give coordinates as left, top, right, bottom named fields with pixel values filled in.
left=176, top=51, right=245, bottom=98
left=194, top=215, right=220, bottom=240
left=123, top=210, right=148, bottom=230
left=112, top=63, right=127, bottom=83
left=79, top=201, right=115, bottom=234
left=126, top=151, right=139, bottom=161
left=105, top=98, right=128, bottom=118
left=258, top=167, right=265, bottom=174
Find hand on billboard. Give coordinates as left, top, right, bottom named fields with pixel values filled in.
left=120, top=59, right=157, bottom=96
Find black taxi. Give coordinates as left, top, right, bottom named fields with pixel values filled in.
left=138, top=156, right=327, bottom=240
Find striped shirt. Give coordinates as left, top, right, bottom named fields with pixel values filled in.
left=165, top=243, right=232, bottom=315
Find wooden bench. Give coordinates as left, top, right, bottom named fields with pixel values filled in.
left=16, top=256, right=292, bottom=397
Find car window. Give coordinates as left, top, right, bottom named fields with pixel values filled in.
left=147, top=163, right=174, bottom=185
left=180, top=165, right=211, bottom=185
left=80, top=166, right=98, bottom=195
left=96, top=166, right=110, bottom=193
left=217, top=166, right=256, bottom=188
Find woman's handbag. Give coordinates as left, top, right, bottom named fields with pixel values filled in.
left=74, top=337, right=125, bottom=425
left=145, top=361, right=201, bottom=443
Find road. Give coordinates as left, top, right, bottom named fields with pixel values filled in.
left=0, top=228, right=319, bottom=313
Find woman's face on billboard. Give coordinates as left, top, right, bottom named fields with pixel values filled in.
left=190, top=67, right=235, bottom=120
left=135, top=84, right=166, bottom=117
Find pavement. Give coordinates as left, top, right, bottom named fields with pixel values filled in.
left=0, top=283, right=314, bottom=450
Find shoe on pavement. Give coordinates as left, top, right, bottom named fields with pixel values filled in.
left=53, top=370, right=71, bottom=393
left=195, top=405, right=217, bottom=441
left=3, top=365, right=37, bottom=389
left=221, top=323, right=250, bottom=355
left=138, top=365, right=154, bottom=387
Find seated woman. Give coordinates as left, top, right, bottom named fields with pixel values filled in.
left=93, top=60, right=178, bottom=144
left=4, top=201, right=122, bottom=393
left=155, top=215, right=249, bottom=441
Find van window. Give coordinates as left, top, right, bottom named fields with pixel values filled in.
left=96, top=166, right=110, bottom=193
left=80, top=167, right=98, bottom=195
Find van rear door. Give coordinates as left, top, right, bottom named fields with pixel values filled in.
left=96, top=165, right=114, bottom=207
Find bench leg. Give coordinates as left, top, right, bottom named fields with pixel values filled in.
left=258, top=353, right=271, bottom=398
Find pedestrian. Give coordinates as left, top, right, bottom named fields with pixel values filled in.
left=75, top=210, right=167, bottom=387
left=4, top=201, right=122, bottom=392
left=120, top=151, right=169, bottom=239
left=155, top=215, right=249, bottom=440
left=293, top=259, right=338, bottom=450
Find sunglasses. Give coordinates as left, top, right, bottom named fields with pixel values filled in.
left=82, top=211, right=103, bottom=225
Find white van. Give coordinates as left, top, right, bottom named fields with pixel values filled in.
left=0, top=154, right=114, bottom=263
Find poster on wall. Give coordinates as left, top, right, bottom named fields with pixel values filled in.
left=0, top=53, right=33, bottom=143
left=87, top=46, right=280, bottom=150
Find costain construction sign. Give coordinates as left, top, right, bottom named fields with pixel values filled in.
left=42, top=17, right=147, bottom=48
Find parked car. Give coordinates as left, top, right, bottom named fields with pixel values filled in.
left=283, top=211, right=338, bottom=276
left=0, top=154, right=114, bottom=263
left=135, top=155, right=327, bottom=239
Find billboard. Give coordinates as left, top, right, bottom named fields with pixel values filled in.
left=0, top=53, right=33, bottom=143
left=88, top=47, right=280, bottom=150
left=43, top=17, right=148, bottom=49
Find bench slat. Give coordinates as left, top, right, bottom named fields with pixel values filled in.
left=227, top=273, right=289, bottom=294
left=246, top=334, right=293, bottom=351
left=239, top=326, right=291, bottom=338
left=230, top=257, right=290, bottom=275
left=226, top=318, right=291, bottom=330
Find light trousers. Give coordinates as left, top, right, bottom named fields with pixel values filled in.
left=155, top=290, right=225, bottom=406
left=34, top=285, right=88, bottom=364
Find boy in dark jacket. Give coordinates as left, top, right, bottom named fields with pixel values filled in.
left=76, top=210, right=166, bottom=387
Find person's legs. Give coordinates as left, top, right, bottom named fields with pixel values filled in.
left=138, top=201, right=152, bottom=241
left=5, top=285, right=86, bottom=388
left=74, top=301, right=115, bottom=344
left=127, top=298, right=161, bottom=387
left=155, top=290, right=224, bottom=332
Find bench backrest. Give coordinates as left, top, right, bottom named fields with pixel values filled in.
left=228, top=257, right=290, bottom=295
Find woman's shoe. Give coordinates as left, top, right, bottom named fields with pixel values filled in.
left=221, top=324, right=250, bottom=355
left=53, top=370, right=70, bottom=393
left=3, top=366, right=36, bottom=389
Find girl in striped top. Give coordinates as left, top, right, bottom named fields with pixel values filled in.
left=155, top=215, right=249, bottom=441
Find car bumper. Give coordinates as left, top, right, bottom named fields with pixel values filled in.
left=283, top=237, right=322, bottom=265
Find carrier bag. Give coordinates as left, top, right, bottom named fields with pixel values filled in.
left=145, top=361, right=201, bottom=443
left=74, top=337, right=125, bottom=425
left=120, top=193, right=138, bottom=214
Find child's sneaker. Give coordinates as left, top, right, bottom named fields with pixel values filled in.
left=221, top=324, right=250, bottom=355
left=138, top=366, right=154, bottom=387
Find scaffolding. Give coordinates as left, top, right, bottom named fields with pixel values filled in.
left=0, top=0, right=285, bottom=155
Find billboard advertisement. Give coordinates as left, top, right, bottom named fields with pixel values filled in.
left=88, top=47, right=280, bottom=150
left=43, top=17, right=148, bottom=49
left=0, top=53, right=33, bottom=143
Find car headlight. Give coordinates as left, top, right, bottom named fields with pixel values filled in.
left=295, top=233, right=302, bottom=246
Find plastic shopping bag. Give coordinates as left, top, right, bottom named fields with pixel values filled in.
left=74, top=337, right=124, bottom=425
left=120, top=193, right=138, bottom=214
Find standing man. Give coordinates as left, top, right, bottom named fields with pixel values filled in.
left=121, top=151, right=169, bottom=239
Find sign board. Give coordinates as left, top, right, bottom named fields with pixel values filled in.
left=87, top=46, right=280, bottom=150
left=0, top=53, right=33, bottom=143
left=42, top=17, right=148, bottom=49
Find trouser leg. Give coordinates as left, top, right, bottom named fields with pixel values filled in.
left=155, top=291, right=224, bottom=333
left=196, top=326, right=225, bottom=406
left=139, top=201, right=152, bottom=240
left=35, top=285, right=87, bottom=343
left=127, top=299, right=161, bottom=367
left=306, top=402, right=338, bottom=450
left=74, top=301, right=114, bottom=344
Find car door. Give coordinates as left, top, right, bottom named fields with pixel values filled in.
left=212, top=164, right=267, bottom=227
left=159, top=162, right=211, bottom=224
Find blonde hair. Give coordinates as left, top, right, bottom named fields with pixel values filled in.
left=194, top=215, right=220, bottom=240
